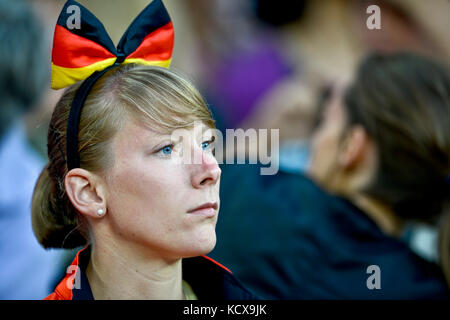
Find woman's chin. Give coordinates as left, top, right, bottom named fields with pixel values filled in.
left=183, top=230, right=217, bottom=258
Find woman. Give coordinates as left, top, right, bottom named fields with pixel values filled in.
left=309, top=52, right=450, bottom=294
left=32, top=0, right=255, bottom=300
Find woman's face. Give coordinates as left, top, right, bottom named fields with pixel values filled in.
left=103, top=119, right=221, bottom=260
left=308, top=90, right=347, bottom=192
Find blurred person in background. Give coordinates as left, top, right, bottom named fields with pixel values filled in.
left=212, top=52, right=450, bottom=299
left=209, top=0, right=450, bottom=299
left=307, top=52, right=450, bottom=298
left=179, top=0, right=450, bottom=197
left=0, top=0, right=63, bottom=299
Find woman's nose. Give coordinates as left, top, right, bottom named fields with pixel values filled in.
left=191, top=151, right=221, bottom=189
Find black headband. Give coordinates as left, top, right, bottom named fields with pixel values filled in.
left=66, top=63, right=122, bottom=170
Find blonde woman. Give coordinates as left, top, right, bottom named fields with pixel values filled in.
left=32, top=0, right=255, bottom=300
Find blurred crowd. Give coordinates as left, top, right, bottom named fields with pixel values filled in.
left=0, top=0, right=449, bottom=299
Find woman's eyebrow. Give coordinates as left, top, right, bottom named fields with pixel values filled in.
left=139, top=126, right=172, bottom=141
left=144, top=125, right=214, bottom=147
left=198, top=126, right=215, bottom=138
left=149, top=133, right=183, bottom=147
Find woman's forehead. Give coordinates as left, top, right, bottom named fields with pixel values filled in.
left=117, top=119, right=213, bottom=143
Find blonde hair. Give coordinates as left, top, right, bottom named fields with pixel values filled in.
left=32, top=64, right=215, bottom=249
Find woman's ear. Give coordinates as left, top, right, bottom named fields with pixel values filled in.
left=65, top=168, right=107, bottom=219
left=338, top=125, right=372, bottom=169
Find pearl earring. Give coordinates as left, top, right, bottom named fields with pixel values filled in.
left=97, top=209, right=105, bottom=217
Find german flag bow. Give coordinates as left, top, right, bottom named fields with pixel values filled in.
left=51, top=0, right=174, bottom=90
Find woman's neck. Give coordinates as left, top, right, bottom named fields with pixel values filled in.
left=86, top=240, right=184, bottom=300
left=352, top=193, right=404, bottom=237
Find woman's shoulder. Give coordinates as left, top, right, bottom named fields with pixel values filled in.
left=183, top=255, right=259, bottom=300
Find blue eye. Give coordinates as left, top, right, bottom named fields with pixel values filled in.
left=201, top=141, right=210, bottom=150
left=160, top=145, right=173, bottom=155
left=201, top=137, right=215, bottom=151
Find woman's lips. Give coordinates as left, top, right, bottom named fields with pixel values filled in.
left=187, top=202, right=218, bottom=217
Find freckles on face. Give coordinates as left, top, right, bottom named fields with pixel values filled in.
left=103, top=120, right=220, bottom=258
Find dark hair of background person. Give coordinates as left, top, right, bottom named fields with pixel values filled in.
left=0, top=0, right=49, bottom=138
left=252, top=0, right=308, bottom=27
left=343, top=52, right=450, bottom=285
